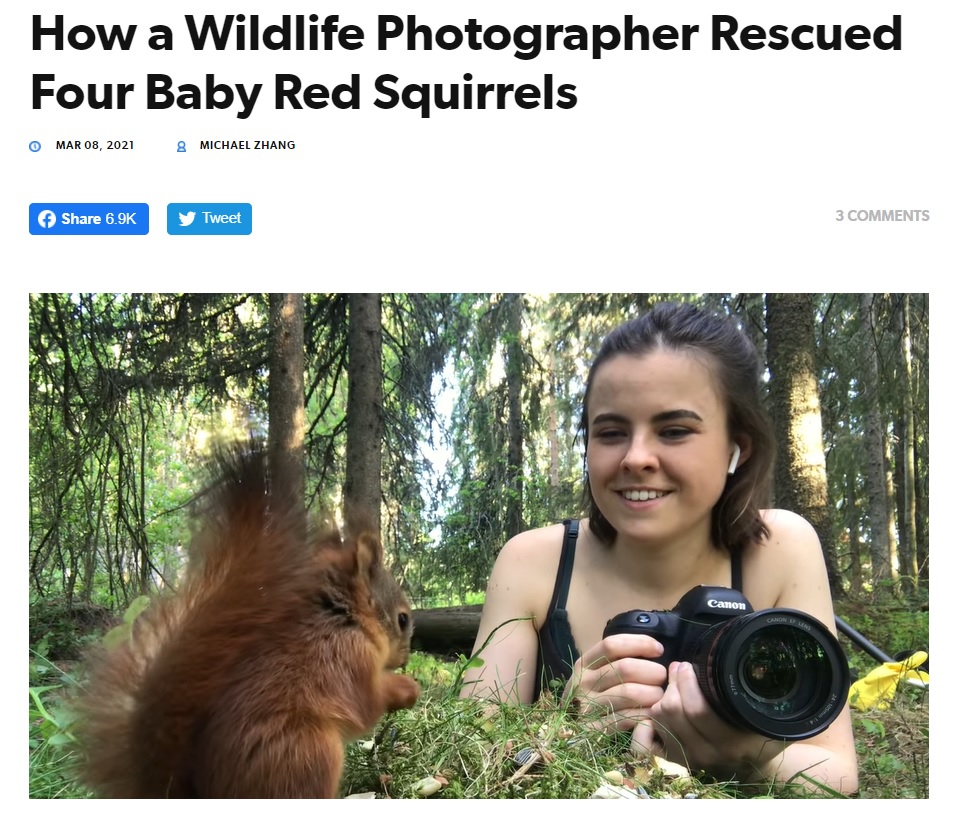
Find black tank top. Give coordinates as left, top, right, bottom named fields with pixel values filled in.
left=532, top=519, right=744, bottom=701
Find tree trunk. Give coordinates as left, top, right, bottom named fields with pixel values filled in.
left=268, top=294, right=306, bottom=515
left=846, top=469, right=863, bottom=594
left=765, top=293, right=843, bottom=598
left=912, top=293, right=928, bottom=584
left=915, top=436, right=929, bottom=584
left=858, top=294, right=895, bottom=598
left=897, top=294, right=919, bottom=594
left=505, top=294, right=525, bottom=537
left=882, top=429, right=900, bottom=583
left=344, top=294, right=383, bottom=532
left=548, top=346, right=559, bottom=489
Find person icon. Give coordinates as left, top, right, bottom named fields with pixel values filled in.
left=177, top=141, right=187, bottom=152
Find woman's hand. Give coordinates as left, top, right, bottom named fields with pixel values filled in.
left=631, top=660, right=787, bottom=779
left=562, top=634, right=668, bottom=733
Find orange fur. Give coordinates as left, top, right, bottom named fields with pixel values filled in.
left=71, top=446, right=420, bottom=798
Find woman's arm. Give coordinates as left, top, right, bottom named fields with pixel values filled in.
left=458, top=528, right=553, bottom=704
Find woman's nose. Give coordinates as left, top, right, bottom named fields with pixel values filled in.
left=621, top=435, right=658, bottom=471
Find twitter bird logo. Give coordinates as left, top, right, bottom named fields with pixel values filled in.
left=178, top=211, right=196, bottom=227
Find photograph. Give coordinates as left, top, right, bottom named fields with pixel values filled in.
left=27, top=293, right=929, bottom=801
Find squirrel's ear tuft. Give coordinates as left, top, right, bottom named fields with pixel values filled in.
left=354, top=532, right=383, bottom=578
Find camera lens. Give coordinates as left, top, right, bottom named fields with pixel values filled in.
left=737, top=628, right=810, bottom=711
left=691, top=611, right=849, bottom=741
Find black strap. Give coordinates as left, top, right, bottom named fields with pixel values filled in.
left=553, top=518, right=580, bottom=610
left=731, top=549, right=743, bottom=592
left=533, top=519, right=581, bottom=701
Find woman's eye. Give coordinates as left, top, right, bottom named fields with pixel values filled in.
left=661, top=427, right=692, bottom=440
left=595, top=428, right=625, bottom=440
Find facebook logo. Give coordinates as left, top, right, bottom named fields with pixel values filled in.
left=37, top=210, right=57, bottom=228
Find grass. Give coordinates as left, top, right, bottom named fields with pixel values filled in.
left=30, top=648, right=929, bottom=799
left=851, top=683, right=929, bottom=799
left=29, top=651, right=85, bottom=799
left=339, top=651, right=930, bottom=799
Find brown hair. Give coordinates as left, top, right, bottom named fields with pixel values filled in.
left=579, top=302, right=775, bottom=554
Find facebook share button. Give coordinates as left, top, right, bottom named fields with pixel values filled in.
left=30, top=203, right=149, bottom=235
left=167, top=203, right=252, bottom=235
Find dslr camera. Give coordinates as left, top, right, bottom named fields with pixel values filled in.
left=602, top=586, right=849, bottom=741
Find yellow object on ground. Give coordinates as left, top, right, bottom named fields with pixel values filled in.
left=848, top=651, right=929, bottom=711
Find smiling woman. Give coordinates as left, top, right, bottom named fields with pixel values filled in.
left=460, top=301, right=859, bottom=795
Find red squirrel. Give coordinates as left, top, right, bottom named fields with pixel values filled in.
left=70, top=445, right=421, bottom=798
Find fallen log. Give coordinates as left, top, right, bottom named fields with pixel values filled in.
left=411, top=604, right=482, bottom=656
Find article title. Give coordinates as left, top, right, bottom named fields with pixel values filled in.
left=31, top=13, right=904, bottom=119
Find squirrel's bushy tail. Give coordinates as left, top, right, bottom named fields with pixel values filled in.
left=69, top=444, right=283, bottom=797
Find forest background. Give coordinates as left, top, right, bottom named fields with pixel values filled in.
left=28, top=292, right=928, bottom=623
left=27, top=292, right=930, bottom=799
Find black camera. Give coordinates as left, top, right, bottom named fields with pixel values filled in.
left=602, top=586, right=849, bottom=741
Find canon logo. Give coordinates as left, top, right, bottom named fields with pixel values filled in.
left=708, top=599, right=747, bottom=610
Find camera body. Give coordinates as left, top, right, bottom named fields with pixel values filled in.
left=603, top=585, right=753, bottom=668
left=603, top=585, right=850, bottom=741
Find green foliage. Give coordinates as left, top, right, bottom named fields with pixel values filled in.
left=817, top=294, right=929, bottom=597
left=836, top=600, right=929, bottom=677
left=29, top=651, right=88, bottom=799
left=28, top=597, right=114, bottom=660
left=405, top=652, right=459, bottom=699
left=852, top=683, right=928, bottom=798
left=339, top=654, right=899, bottom=800
left=29, top=293, right=267, bottom=609
left=101, top=595, right=152, bottom=650
left=339, top=689, right=725, bottom=799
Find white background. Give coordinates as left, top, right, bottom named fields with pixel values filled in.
left=7, top=0, right=953, bottom=809
left=5, top=1, right=961, bottom=285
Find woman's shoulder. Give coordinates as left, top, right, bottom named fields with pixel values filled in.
left=749, top=509, right=838, bottom=620
left=742, top=509, right=825, bottom=604
left=758, top=508, right=822, bottom=551
left=488, top=520, right=588, bottom=593
left=482, top=521, right=577, bottom=627
left=499, top=520, right=573, bottom=563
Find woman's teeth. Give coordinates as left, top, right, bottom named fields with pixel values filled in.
left=622, top=489, right=666, bottom=501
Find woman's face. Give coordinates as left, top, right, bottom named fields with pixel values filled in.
left=585, top=348, right=735, bottom=546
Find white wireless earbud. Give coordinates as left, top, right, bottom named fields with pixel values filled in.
left=727, top=444, right=741, bottom=475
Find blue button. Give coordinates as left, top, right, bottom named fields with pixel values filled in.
left=167, top=203, right=252, bottom=235
left=30, top=203, right=149, bottom=235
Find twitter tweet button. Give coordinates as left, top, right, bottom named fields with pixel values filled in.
left=167, top=203, right=252, bottom=235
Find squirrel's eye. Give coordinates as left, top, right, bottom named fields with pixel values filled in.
left=397, top=612, right=410, bottom=631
